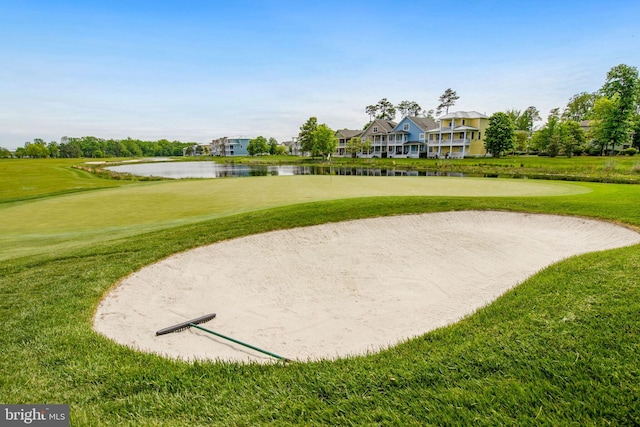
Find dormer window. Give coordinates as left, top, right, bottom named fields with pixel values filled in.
left=373, top=126, right=378, bottom=133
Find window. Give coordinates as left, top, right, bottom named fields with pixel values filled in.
left=462, top=119, right=466, bottom=125
left=373, top=126, right=378, bottom=133
left=403, top=123, right=410, bottom=131
left=419, top=133, right=425, bottom=140
left=479, top=132, right=482, bottom=139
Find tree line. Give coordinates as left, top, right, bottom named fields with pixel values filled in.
left=363, top=88, right=459, bottom=123
left=485, top=64, right=640, bottom=157
left=5, top=137, right=196, bottom=159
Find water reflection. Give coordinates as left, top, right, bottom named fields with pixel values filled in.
left=106, top=162, right=468, bottom=179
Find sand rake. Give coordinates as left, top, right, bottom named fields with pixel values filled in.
left=156, top=313, right=290, bottom=362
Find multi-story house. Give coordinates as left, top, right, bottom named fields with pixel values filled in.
left=282, top=136, right=302, bottom=156
left=387, top=116, right=438, bottom=158
left=335, top=129, right=363, bottom=157
left=360, top=118, right=396, bottom=158
left=210, top=137, right=251, bottom=156
left=426, top=111, right=489, bottom=158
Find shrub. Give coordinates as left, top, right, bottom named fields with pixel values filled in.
left=623, top=147, right=638, bottom=156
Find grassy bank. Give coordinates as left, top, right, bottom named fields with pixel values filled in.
left=1, top=160, right=639, bottom=425
left=220, top=154, right=640, bottom=183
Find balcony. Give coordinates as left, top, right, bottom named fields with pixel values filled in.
left=427, top=138, right=470, bottom=146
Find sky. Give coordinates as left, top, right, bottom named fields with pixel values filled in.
left=1, top=0, right=639, bottom=149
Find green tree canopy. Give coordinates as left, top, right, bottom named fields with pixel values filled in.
left=298, top=117, right=319, bottom=155
left=267, top=137, right=279, bottom=155
left=595, top=64, right=640, bottom=152
left=436, top=88, right=459, bottom=115
left=375, top=98, right=396, bottom=120
left=314, top=124, right=338, bottom=158
left=397, top=100, right=422, bottom=117
left=484, top=112, right=515, bottom=157
left=0, top=147, right=12, bottom=158
left=247, top=136, right=269, bottom=156
left=365, top=105, right=377, bottom=122
left=562, top=92, right=597, bottom=121
left=533, top=116, right=586, bottom=157
left=297, top=117, right=337, bottom=158
left=589, top=95, right=623, bottom=155
left=345, top=137, right=363, bottom=158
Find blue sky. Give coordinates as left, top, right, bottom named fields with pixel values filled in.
left=1, top=0, right=639, bottom=149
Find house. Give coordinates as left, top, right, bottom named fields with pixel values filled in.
left=426, top=111, right=489, bottom=158
left=335, top=129, right=363, bottom=157
left=359, top=118, right=397, bottom=158
left=387, top=116, right=438, bottom=158
left=210, top=137, right=251, bottom=156
left=282, top=136, right=302, bottom=156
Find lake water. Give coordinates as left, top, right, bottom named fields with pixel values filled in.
left=106, top=162, right=469, bottom=179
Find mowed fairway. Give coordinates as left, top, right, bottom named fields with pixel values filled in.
left=0, top=175, right=588, bottom=260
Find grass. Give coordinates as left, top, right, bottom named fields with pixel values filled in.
left=1, top=159, right=640, bottom=425
left=221, top=154, right=640, bottom=182
left=0, top=174, right=587, bottom=261
left=0, top=158, right=139, bottom=203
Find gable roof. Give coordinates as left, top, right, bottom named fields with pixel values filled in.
left=391, top=116, right=438, bottom=133
left=362, top=118, right=397, bottom=137
left=335, top=129, right=363, bottom=139
left=408, top=116, right=438, bottom=131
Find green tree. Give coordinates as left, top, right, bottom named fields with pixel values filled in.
left=514, top=130, right=530, bottom=153
left=505, top=109, right=521, bottom=128
left=345, top=137, right=363, bottom=158
left=25, top=139, right=49, bottom=158
left=247, top=136, right=269, bottom=156
left=365, top=105, right=377, bottom=122
left=632, top=115, right=640, bottom=150
left=397, top=100, right=422, bottom=117
left=59, top=141, right=82, bottom=158
left=375, top=98, right=396, bottom=120
left=362, top=139, right=372, bottom=156
left=298, top=117, right=319, bottom=155
left=314, top=124, right=338, bottom=158
left=268, top=137, right=279, bottom=155
left=589, top=96, right=621, bottom=155
left=47, top=141, right=60, bottom=158
left=562, top=92, right=597, bottom=121
left=563, top=120, right=586, bottom=156
left=596, top=64, right=640, bottom=152
left=436, top=88, right=459, bottom=115
left=484, top=112, right=515, bottom=157
left=0, top=147, right=12, bottom=158
left=518, top=106, right=541, bottom=132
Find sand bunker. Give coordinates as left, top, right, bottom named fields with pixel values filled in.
left=94, top=211, right=640, bottom=363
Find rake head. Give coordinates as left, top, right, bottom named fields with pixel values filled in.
left=155, top=313, right=216, bottom=336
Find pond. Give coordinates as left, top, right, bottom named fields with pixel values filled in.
left=106, top=162, right=470, bottom=179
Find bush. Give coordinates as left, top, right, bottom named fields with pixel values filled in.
left=623, top=147, right=638, bottom=156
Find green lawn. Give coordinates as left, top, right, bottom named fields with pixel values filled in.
left=1, top=159, right=640, bottom=425
left=0, top=158, right=138, bottom=202
left=0, top=174, right=587, bottom=261
left=224, top=154, right=640, bottom=183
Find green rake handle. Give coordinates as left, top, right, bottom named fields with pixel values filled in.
left=189, top=323, right=291, bottom=362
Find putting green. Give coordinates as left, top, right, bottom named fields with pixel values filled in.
left=0, top=175, right=589, bottom=261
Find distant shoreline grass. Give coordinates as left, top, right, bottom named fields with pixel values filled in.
left=1, top=160, right=640, bottom=425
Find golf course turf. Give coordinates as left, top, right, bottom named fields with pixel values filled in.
left=1, top=158, right=640, bottom=425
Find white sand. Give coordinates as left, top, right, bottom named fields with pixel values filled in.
left=93, top=211, right=640, bottom=363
